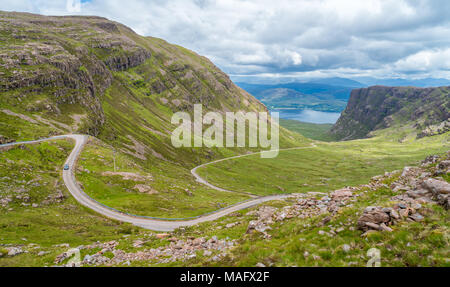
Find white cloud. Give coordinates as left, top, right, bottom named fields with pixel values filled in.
left=394, top=49, right=450, bottom=72
left=0, top=0, right=449, bottom=80
left=290, top=52, right=302, bottom=66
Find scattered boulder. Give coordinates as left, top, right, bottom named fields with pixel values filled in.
left=133, top=240, right=145, bottom=248
left=7, top=247, right=23, bottom=257
left=247, top=220, right=271, bottom=235
left=342, top=244, right=351, bottom=253
left=134, top=184, right=158, bottom=194
left=357, top=206, right=391, bottom=232
left=38, top=251, right=50, bottom=256
left=357, top=153, right=450, bottom=233
left=422, top=178, right=450, bottom=195
left=72, top=236, right=235, bottom=266
left=437, top=160, right=450, bottom=171
left=330, top=188, right=353, bottom=199
left=156, top=233, right=170, bottom=239
left=102, top=171, right=153, bottom=182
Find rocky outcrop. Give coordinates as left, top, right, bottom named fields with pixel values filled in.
left=104, top=48, right=151, bottom=71
left=55, top=235, right=236, bottom=267
left=245, top=188, right=358, bottom=239
left=422, top=178, right=450, bottom=195
left=357, top=206, right=392, bottom=232
left=331, top=86, right=450, bottom=140
left=357, top=153, right=450, bottom=233
left=417, top=119, right=450, bottom=139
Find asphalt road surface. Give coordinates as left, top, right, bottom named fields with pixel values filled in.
left=1, top=135, right=314, bottom=231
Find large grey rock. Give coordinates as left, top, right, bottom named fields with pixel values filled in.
left=406, top=189, right=430, bottom=199
left=437, top=160, right=450, bottom=170
left=331, top=188, right=353, bottom=199
left=7, top=247, right=23, bottom=257
left=436, top=194, right=450, bottom=210
left=422, top=178, right=450, bottom=195
left=357, top=207, right=390, bottom=231
left=409, top=214, right=424, bottom=222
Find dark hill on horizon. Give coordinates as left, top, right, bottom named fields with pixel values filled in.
left=237, top=82, right=354, bottom=112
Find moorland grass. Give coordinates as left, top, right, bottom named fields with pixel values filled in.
left=161, top=169, right=449, bottom=267
left=77, top=139, right=251, bottom=218
left=279, top=119, right=336, bottom=142
left=0, top=140, right=138, bottom=266
left=197, top=133, right=450, bottom=196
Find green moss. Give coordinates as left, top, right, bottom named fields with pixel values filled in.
left=78, top=65, right=88, bottom=73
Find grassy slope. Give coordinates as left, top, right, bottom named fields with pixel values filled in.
left=280, top=119, right=336, bottom=141
left=77, top=138, right=250, bottom=218
left=176, top=171, right=449, bottom=267
left=73, top=58, right=307, bottom=217
left=2, top=143, right=448, bottom=266
left=0, top=12, right=307, bottom=218
left=197, top=132, right=450, bottom=196
left=0, top=140, right=139, bottom=267
left=0, top=12, right=448, bottom=267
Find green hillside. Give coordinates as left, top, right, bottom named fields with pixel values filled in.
left=0, top=12, right=449, bottom=268
left=280, top=119, right=335, bottom=141
left=0, top=11, right=306, bottom=218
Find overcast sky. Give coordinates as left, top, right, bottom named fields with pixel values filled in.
left=1, top=0, right=450, bottom=80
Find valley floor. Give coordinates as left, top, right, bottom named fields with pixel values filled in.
left=0, top=131, right=449, bottom=266
left=197, top=133, right=449, bottom=196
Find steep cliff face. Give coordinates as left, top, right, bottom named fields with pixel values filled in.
left=0, top=13, right=150, bottom=136
left=0, top=12, right=264, bottom=127
left=331, top=86, right=450, bottom=140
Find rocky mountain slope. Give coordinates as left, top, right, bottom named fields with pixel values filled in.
left=0, top=11, right=308, bottom=222
left=0, top=11, right=304, bottom=167
left=331, top=86, right=450, bottom=140
left=0, top=12, right=449, bottom=267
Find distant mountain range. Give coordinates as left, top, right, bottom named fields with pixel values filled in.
left=236, top=77, right=450, bottom=113
left=353, top=77, right=450, bottom=88
left=306, top=77, right=366, bottom=88
left=236, top=81, right=355, bottom=113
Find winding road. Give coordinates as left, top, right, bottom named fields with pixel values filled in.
left=0, top=134, right=315, bottom=231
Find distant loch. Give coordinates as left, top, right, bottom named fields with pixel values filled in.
left=271, top=109, right=341, bottom=124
